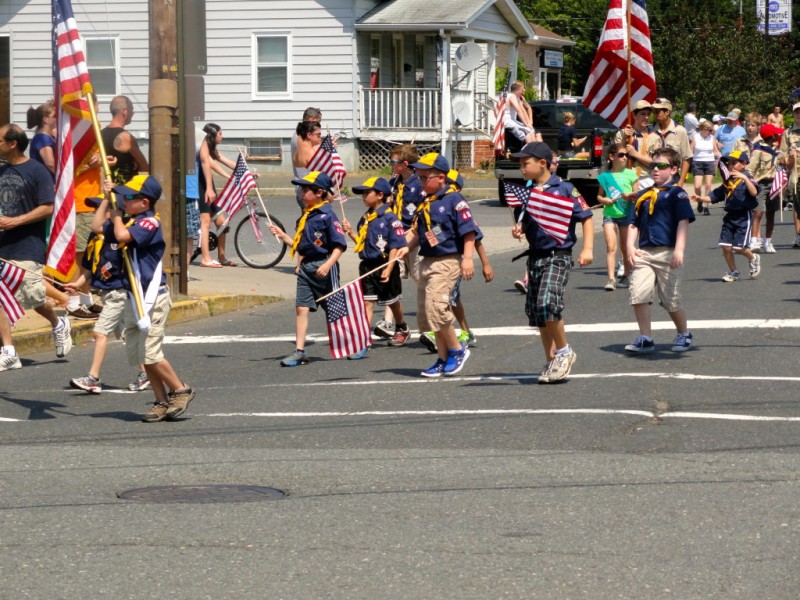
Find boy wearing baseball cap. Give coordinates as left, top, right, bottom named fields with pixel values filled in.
left=748, top=123, right=785, bottom=253
left=406, top=153, right=478, bottom=378
left=103, top=175, right=195, bottom=422
left=341, top=177, right=409, bottom=353
left=692, top=150, right=762, bottom=282
left=509, top=141, right=593, bottom=382
left=270, top=171, right=347, bottom=366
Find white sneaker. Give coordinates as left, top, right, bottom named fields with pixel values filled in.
left=721, top=270, right=740, bottom=282
left=53, top=316, right=73, bottom=358
left=764, top=240, right=777, bottom=254
left=541, top=349, right=576, bottom=383
left=0, top=351, right=21, bottom=371
left=616, top=260, right=625, bottom=278
left=749, top=254, right=761, bottom=278
left=750, top=238, right=763, bottom=252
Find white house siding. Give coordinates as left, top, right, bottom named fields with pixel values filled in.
left=461, top=4, right=519, bottom=44
left=205, top=0, right=362, bottom=169
left=0, top=0, right=150, bottom=138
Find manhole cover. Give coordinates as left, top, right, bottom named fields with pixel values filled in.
left=117, top=485, right=286, bottom=503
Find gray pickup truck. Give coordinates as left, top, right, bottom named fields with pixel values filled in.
left=494, top=100, right=618, bottom=206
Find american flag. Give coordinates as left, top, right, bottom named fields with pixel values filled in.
left=502, top=179, right=529, bottom=208
left=771, top=166, right=788, bottom=200
left=213, top=152, right=256, bottom=218
left=0, top=261, right=25, bottom=326
left=492, top=88, right=508, bottom=153
left=307, top=134, right=346, bottom=189
left=582, top=0, right=657, bottom=128
left=718, top=157, right=730, bottom=181
left=49, top=0, right=95, bottom=278
left=325, top=280, right=371, bottom=360
left=525, top=188, right=577, bottom=244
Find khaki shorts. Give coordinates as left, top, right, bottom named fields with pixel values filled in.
left=122, top=287, right=171, bottom=365
left=93, top=288, right=127, bottom=337
left=13, top=260, right=46, bottom=310
left=417, top=254, right=461, bottom=332
left=400, top=245, right=421, bottom=283
left=629, top=247, right=684, bottom=312
left=75, top=212, right=95, bottom=253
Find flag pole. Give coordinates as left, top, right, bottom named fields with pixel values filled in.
left=625, top=0, right=633, bottom=128
left=0, top=258, right=64, bottom=286
left=315, top=256, right=401, bottom=304
left=86, top=93, right=146, bottom=322
left=326, top=127, right=347, bottom=221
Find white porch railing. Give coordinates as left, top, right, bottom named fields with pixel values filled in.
left=360, top=87, right=441, bottom=130
left=359, top=87, right=492, bottom=135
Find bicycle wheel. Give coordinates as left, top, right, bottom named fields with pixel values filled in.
left=234, top=211, right=287, bottom=269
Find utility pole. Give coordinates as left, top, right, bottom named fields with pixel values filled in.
left=148, top=0, right=181, bottom=292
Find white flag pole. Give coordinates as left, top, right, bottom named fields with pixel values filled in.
left=315, top=256, right=401, bottom=304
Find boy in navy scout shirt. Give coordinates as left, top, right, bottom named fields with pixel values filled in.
left=341, top=176, right=409, bottom=355
left=510, top=142, right=593, bottom=383
left=624, top=148, right=695, bottom=354
left=106, top=175, right=195, bottom=422
left=373, top=143, right=425, bottom=340
left=406, top=153, right=477, bottom=378
left=269, top=171, right=347, bottom=367
left=692, top=149, right=762, bottom=282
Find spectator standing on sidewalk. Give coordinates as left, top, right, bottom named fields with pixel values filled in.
left=0, top=124, right=72, bottom=370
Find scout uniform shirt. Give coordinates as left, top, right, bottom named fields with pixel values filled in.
left=643, top=120, right=692, bottom=165
left=747, top=142, right=779, bottom=184
left=709, top=174, right=759, bottom=213
left=123, top=209, right=166, bottom=290
left=734, top=135, right=762, bottom=154
left=514, top=175, right=593, bottom=251
left=614, top=126, right=652, bottom=176
left=414, top=186, right=478, bottom=257
left=389, top=172, right=424, bottom=230
left=630, top=179, right=695, bottom=248
left=294, top=203, right=347, bottom=261
left=354, top=204, right=407, bottom=261
left=779, top=125, right=800, bottom=189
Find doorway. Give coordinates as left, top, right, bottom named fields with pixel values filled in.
left=0, top=37, right=8, bottom=125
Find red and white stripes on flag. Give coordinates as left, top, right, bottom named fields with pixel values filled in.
left=307, top=134, right=346, bottom=189
left=771, top=166, right=788, bottom=200
left=325, top=280, right=371, bottom=360
left=502, top=179, right=529, bottom=208
left=213, top=153, right=256, bottom=218
left=0, top=261, right=25, bottom=325
left=492, top=90, right=508, bottom=153
left=50, top=0, right=95, bottom=278
left=582, top=0, right=656, bottom=128
left=525, top=188, right=576, bottom=244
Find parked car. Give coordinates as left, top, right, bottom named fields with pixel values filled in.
left=494, top=100, right=618, bottom=206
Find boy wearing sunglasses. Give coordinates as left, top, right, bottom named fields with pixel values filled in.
left=624, top=148, right=696, bottom=353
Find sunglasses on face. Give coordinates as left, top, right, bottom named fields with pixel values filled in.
left=389, top=159, right=405, bottom=165
left=614, top=152, right=628, bottom=158
left=650, top=162, right=671, bottom=170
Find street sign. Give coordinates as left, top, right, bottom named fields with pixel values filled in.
left=757, top=0, right=792, bottom=35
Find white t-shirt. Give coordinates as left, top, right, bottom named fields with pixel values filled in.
left=693, top=134, right=715, bottom=162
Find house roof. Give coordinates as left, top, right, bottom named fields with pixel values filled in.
left=357, top=0, right=534, bottom=40
left=529, top=22, right=575, bottom=47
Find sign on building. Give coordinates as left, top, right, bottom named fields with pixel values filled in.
left=757, top=0, right=792, bottom=35
left=541, top=50, right=563, bottom=69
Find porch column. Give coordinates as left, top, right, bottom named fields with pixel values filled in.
left=440, top=34, right=451, bottom=162
left=508, top=40, right=519, bottom=82
left=487, top=41, right=496, bottom=97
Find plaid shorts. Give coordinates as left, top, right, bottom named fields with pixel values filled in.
left=525, top=253, right=573, bottom=327
left=186, top=198, right=201, bottom=239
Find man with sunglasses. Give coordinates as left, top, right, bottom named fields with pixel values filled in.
left=641, top=99, right=692, bottom=186
left=624, top=148, right=695, bottom=354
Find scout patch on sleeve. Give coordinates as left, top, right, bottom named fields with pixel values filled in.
left=454, top=200, right=469, bottom=212
left=138, top=217, right=160, bottom=231
left=333, top=220, right=344, bottom=234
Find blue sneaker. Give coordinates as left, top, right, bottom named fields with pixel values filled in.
left=624, top=336, right=655, bottom=353
left=347, top=346, right=369, bottom=360
left=671, top=332, right=693, bottom=352
left=280, top=349, right=309, bottom=367
left=443, top=348, right=470, bottom=377
left=420, top=358, right=446, bottom=378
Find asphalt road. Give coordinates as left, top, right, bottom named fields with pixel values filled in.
left=1, top=196, right=800, bottom=599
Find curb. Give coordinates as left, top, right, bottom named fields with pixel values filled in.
left=15, top=294, right=282, bottom=358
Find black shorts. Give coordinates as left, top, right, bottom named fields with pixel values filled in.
left=198, top=195, right=223, bottom=218
left=359, top=258, right=402, bottom=305
left=719, top=212, right=752, bottom=249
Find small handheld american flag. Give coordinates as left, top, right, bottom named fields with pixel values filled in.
left=771, top=166, right=788, bottom=200
left=325, top=280, right=370, bottom=359
left=307, top=134, right=346, bottom=190
left=214, top=152, right=256, bottom=218
left=0, top=262, right=25, bottom=325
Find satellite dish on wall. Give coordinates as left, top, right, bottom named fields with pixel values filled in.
left=452, top=101, right=472, bottom=127
left=454, top=41, right=484, bottom=72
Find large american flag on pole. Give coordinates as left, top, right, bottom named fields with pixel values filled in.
left=492, top=88, right=508, bottom=154
left=525, top=188, right=577, bottom=244
left=771, top=166, right=788, bottom=200
left=50, top=0, right=95, bottom=278
left=582, top=0, right=656, bottom=128
left=325, top=280, right=371, bottom=359
left=307, top=134, right=346, bottom=189
left=213, top=153, right=256, bottom=218
left=0, top=261, right=25, bottom=326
